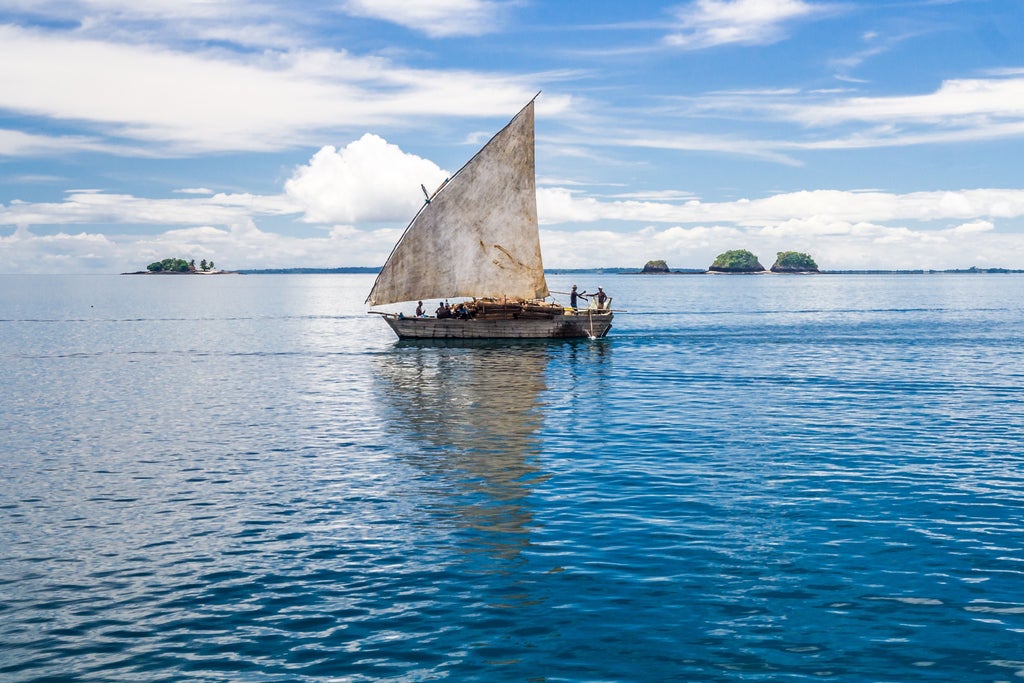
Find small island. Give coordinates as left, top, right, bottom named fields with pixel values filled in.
left=123, top=257, right=235, bottom=275
left=641, top=259, right=671, bottom=274
left=708, top=249, right=766, bottom=273
left=771, top=251, right=819, bottom=273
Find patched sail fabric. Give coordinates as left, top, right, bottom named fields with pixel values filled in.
left=366, top=100, right=549, bottom=306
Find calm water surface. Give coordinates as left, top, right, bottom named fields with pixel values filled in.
left=2, top=273, right=1023, bottom=681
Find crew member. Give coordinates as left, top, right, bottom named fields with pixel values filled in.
left=570, top=285, right=587, bottom=310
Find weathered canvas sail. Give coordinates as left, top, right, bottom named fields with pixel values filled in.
left=366, top=99, right=549, bottom=306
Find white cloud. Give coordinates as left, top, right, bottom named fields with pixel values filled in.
left=0, top=226, right=121, bottom=273
left=608, top=129, right=804, bottom=165
left=5, top=124, right=1024, bottom=274
left=950, top=219, right=994, bottom=235
left=539, top=221, right=1024, bottom=272
left=10, top=0, right=243, bottom=20
left=0, top=189, right=298, bottom=227
left=9, top=0, right=301, bottom=49
left=3, top=183, right=1015, bottom=241
left=791, top=77, right=1024, bottom=126
left=285, top=134, right=450, bottom=224
left=665, top=0, right=826, bottom=49
left=6, top=211, right=1020, bottom=274
left=534, top=185, right=1024, bottom=269
left=0, top=221, right=404, bottom=274
left=0, top=129, right=128, bottom=157
left=341, top=0, right=507, bottom=37
left=649, top=75, right=1024, bottom=157
left=539, top=187, right=1024, bottom=227
left=0, top=24, right=547, bottom=154
left=4, top=183, right=1024, bottom=273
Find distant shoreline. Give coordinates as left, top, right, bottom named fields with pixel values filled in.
left=116, top=266, right=1024, bottom=276
left=230, top=267, right=1024, bottom=275
left=121, top=270, right=239, bottom=275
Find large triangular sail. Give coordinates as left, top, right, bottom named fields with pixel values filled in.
left=366, top=99, right=549, bottom=306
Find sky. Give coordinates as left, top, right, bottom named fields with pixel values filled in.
left=2, top=0, right=1024, bottom=273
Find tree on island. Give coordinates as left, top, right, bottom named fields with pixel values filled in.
left=771, top=251, right=819, bottom=273
left=147, top=257, right=191, bottom=273
left=144, top=257, right=219, bottom=273
left=708, top=249, right=765, bottom=273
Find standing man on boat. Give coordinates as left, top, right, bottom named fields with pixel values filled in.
left=593, top=287, right=609, bottom=310
left=570, top=285, right=587, bottom=310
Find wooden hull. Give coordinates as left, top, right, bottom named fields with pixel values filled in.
left=381, top=311, right=613, bottom=339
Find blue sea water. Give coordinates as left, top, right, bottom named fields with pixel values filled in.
left=1, top=272, right=1023, bottom=682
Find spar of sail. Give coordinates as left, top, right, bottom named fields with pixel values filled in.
left=366, top=99, right=549, bottom=307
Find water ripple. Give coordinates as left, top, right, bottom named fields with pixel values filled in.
left=2, top=274, right=1024, bottom=680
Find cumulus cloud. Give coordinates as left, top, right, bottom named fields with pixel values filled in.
left=540, top=221, right=1024, bottom=272
left=534, top=185, right=1024, bottom=270
left=665, top=0, right=827, bottom=49
left=0, top=226, right=121, bottom=274
left=5, top=131, right=1024, bottom=273
left=0, top=221, right=405, bottom=275
left=4, top=185, right=1024, bottom=273
left=6, top=211, right=1020, bottom=274
left=285, top=134, right=450, bottom=224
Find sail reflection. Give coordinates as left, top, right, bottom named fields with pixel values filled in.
left=373, top=342, right=553, bottom=569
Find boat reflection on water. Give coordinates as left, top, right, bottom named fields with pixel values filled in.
left=373, top=341, right=554, bottom=569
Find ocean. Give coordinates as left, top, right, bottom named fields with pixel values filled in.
left=2, top=272, right=1023, bottom=681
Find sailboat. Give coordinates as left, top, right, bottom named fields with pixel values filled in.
left=366, top=97, right=613, bottom=340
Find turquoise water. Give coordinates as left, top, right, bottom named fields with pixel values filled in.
left=2, top=273, right=1023, bottom=681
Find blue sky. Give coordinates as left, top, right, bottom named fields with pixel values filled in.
left=2, top=0, right=1024, bottom=273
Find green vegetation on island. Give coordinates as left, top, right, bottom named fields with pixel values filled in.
left=142, top=257, right=218, bottom=273
left=147, top=257, right=191, bottom=272
left=771, top=251, right=819, bottom=273
left=708, top=249, right=766, bottom=273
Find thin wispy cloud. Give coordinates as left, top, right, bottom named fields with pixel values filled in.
left=664, top=0, right=829, bottom=49
left=341, top=0, right=510, bottom=37
left=652, top=75, right=1024, bottom=156
left=791, top=76, right=1024, bottom=126
left=0, top=129, right=123, bottom=157
left=829, top=29, right=917, bottom=75
left=0, top=189, right=297, bottom=228
left=0, top=24, right=545, bottom=154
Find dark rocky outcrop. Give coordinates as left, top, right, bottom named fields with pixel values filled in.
left=641, top=259, right=670, bottom=273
